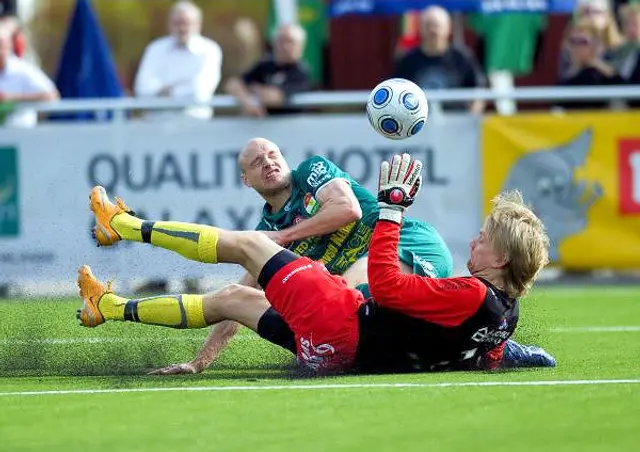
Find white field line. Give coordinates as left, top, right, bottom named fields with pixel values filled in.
left=1, top=326, right=638, bottom=346
left=0, top=334, right=260, bottom=346
left=549, top=326, right=640, bottom=333
left=1, top=379, right=640, bottom=397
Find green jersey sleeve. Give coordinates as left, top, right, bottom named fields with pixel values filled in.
left=254, top=218, right=271, bottom=231
left=294, top=155, right=351, bottom=198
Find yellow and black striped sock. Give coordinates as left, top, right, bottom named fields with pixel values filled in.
left=98, top=293, right=207, bottom=329
left=111, top=214, right=218, bottom=263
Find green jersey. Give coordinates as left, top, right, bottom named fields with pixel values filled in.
left=255, top=156, right=452, bottom=278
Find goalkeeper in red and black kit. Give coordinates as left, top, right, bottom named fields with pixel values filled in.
left=351, top=154, right=549, bottom=372
left=79, top=153, right=549, bottom=375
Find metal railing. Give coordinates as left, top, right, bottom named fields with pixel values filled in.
left=21, top=85, right=640, bottom=115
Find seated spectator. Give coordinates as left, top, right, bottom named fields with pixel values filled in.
left=617, top=2, right=640, bottom=107
left=0, top=29, right=58, bottom=127
left=393, top=6, right=486, bottom=113
left=225, top=23, right=310, bottom=117
left=558, top=0, right=624, bottom=79
left=556, top=19, right=624, bottom=110
left=133, top=0, right=222, bottom=120
left=611, top=3, right=640, bottom=80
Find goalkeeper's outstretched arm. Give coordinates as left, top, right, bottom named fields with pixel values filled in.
left=368, top=153, right=483, bottom=326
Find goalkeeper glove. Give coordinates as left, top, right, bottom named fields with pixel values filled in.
left=377, top=153, right=423, bottom=224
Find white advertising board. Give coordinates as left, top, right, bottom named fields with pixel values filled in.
left=0, top=114, right=481, bottom=291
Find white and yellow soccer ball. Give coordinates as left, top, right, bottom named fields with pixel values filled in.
left=366, top=78, right=429, bottom=140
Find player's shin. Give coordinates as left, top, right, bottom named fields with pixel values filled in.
left=99, top=293, right=208, bottom=328
left=111, top=216, right=220, bottom=264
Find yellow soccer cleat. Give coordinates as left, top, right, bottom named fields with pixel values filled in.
left=89, top=185, right=131, bottom=247
left=76, top=265, right=111, bottom=328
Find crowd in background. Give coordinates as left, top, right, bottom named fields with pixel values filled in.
left=0, top=0, right=639, bottom=126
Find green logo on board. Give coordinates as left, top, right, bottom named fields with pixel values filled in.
left=0, top=147, right=19, bottom=237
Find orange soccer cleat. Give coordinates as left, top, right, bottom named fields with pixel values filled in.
left=76, top=265, right=111, bottom=328
left=89, top=186, right=131, bottom=247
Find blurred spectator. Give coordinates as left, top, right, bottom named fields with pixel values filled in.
left=614, top=2, right=640, bottom=107
left=0, top=15, right=25, bottom=58
left=558, top=0, right=624, bottom=79
left=611, top=3, right=640, bottom=79
left=395, top=10, right=421, bottom=57
left=230, top=18, right=262, bottom=75
left=133, top=0, right=222, bottom=120
left=393, top=6, right=486, bottom=114
left=468, top=12, right=546, bottom=115
left=0, top=29, right=58, bottom=127
left=556, top=18, right=624, bottom=110
left=225, top=23, right=310, bottom=117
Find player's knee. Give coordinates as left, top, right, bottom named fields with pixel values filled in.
left=203, top=284, right=247, bottom=322
left=216, top=283, right=247, bottom=300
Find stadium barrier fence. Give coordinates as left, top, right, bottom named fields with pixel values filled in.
left=1, top=86, right=639, bottom=295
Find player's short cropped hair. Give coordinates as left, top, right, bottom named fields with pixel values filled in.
left=484, top=190, right=550, bottom=298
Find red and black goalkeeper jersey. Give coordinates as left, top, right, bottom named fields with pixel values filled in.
left=353, top=221, right=519, bottom=373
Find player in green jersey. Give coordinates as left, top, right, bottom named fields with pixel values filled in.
left=150, top=138, right=554, bottom=374
left=254, top=151, right=451, bottom=279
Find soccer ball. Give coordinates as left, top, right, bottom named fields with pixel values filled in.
left=366, top=78, right=429, bottom=140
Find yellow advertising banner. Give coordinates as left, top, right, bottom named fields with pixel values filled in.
left=482, top=112, right=640, bottom=269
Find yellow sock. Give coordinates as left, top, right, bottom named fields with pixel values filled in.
left=110, top=213, right=143, bottom=242
left=99, top=293, right=207, bottom=329
left=112, top=215, right=218, bottom=263
left=98, top=293, right=127, bottom=321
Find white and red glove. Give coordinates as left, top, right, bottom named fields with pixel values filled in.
left=377, top=153, right=423, bottom=224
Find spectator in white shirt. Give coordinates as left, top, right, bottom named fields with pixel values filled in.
left=0, top=29, right=58, bottom=128
left=133, top=0, right=223, bottom=120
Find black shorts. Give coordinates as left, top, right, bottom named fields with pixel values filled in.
left=256, top=306, right=296, bottom=354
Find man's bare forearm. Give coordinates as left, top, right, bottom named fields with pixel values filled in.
left=280, top=183, right=362, bottom=243
left=225, top=77, right=255, bottom=107
left=190, top=320, right=241, bottom=370
left=190, top=272, right=258, bottom=370
left=253, top=85, right=285, bottom=106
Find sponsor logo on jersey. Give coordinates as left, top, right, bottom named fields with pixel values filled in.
left=306, top=161, right=329, bottom=188
left=471, top=326, right=510, bottom=346
left=303, top=192, right=320, bottom=215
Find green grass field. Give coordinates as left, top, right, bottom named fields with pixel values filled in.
left=1, top=286, right=639, bottom=452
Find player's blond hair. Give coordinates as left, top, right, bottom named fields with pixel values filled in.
left=483, top=190, right=550, bottom=299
